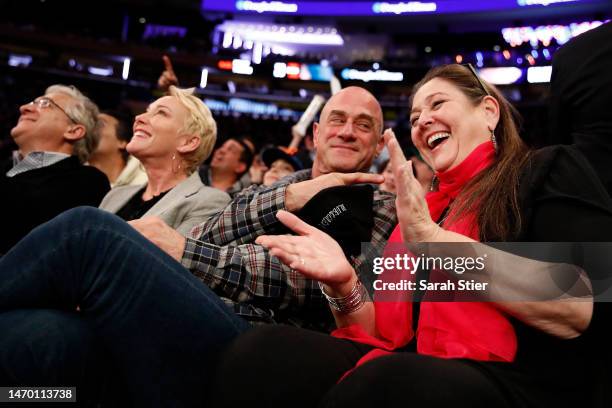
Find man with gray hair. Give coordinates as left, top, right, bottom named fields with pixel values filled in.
left=0, top=84, right=110, bottom=254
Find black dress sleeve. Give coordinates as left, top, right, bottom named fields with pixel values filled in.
left=519, top=145, right=612, bottom=342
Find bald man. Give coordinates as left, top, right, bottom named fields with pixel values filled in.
left=182, top=86, right=396, bottom=327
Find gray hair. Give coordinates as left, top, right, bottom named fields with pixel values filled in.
left=45, top=84, right=100, bottom=163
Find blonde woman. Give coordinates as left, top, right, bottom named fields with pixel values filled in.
left=99, top=86, right=229, bottom=235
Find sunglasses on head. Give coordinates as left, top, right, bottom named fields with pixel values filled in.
left=462, top=63, right=491, bottom=97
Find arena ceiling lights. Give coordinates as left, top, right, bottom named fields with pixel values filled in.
left=214, top=21, right=343, bottom=64
left=202, top=0, right=607, bottom=16
left=501, top=20, right=609, bottom=47
left=215, top=22, right=343, bottom=47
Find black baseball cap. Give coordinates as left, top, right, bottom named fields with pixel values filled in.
left=262, top=146, right=303, bottom=172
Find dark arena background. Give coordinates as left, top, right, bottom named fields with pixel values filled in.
left=1, top=0, right=610, bottom=157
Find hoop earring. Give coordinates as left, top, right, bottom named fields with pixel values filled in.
left=490, top=128, right=498, bottom=152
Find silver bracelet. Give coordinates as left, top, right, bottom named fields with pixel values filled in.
left=318, top=280, right=367, bottom=314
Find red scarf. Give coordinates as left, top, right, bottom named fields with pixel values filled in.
left=332, top=141, right=517, bottom=378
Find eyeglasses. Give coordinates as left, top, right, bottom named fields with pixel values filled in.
left=463, top=63, right=491, bottom=97
left=29, top=97, right=77, bottom=124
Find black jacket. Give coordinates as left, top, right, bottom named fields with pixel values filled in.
left=548, top=21, right=612, bottom=195
left=0, top=156, right=110, bottom=254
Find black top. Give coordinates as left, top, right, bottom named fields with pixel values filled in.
left=0, top=156, right=110, bottom=254
left=470, top=145, right=612, bottom=407
left=115, top=186, right=169, bottom=221
left=548, top=21, right=612, bottom=195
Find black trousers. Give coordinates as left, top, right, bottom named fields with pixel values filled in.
left=210, top=325, right=514, bottom=408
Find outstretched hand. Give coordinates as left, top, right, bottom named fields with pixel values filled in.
left=384, top=129, right=439, bottom=242
left=158, top=55, right=179, bottom=91
left=256, top=210, right=356, bottom=295
left=285, top=172, right=383, bottom=212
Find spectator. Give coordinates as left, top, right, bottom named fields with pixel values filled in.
left=247, top=149, right=269, bottom=185
left=378, top=159, right=395, bottom=194
left=549, top=21, right=612, bottom=195
left=0, top=84, right=109, bottom=254
left=99, top=87, right=230, bottom=235
left=290, top=126, right=315, bottom=169
left=409, top=154, right=434, bottom=193
left=198, top=137, right=254, bottom=196
left=260, top=146, right=303, bottom=186
left=89, top=110, right=148, bottom=187
left=379, top=154, right=432, bottom=195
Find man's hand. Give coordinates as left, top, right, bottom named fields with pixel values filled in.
left=157, top=55, right=179, bottom=92
left=129, top=216, right=186, bottom=261
left=285, top=172, right=384, bottom=212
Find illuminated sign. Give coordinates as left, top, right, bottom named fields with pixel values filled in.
left=142, top=24, right=187, bottom=40
left=273, top=62, right=334, bottom=81
left=235, top=0, right=298, bottom=13
left=273, top=62, right=287, bottom=78
left=202, top=0, right=604, bottom=16
left=218, top=60, right=233, bottom=70
left=303, top=64, right=333, bottom=81
left=527, top=66, right=552, bottom=83
left=88, top=66, right=114, bottom=77
left=341, top=68, right=404, bottom=82
left=216, top=22, right=343, bottom=47
left=372, top=2, right=437, bottom=14
left=231, top=59, right=254, bottom=75
left=478, top=67, right=522, bottom=85
left=8, top=54, right=32, bottom=67
left=286, top=62, right=301, bottom=79
left=216, top=59, right=254, bottom=75
left=516, top=0, right=576, bottom=5
left=204, top=97, right=301, bottom=119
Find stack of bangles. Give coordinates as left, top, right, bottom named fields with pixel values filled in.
left=318, top=280, right=368, bottom=314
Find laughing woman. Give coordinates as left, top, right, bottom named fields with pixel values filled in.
left=209, top=64, right=612, bottom=408
left=99, top=86, right=229, bottom=234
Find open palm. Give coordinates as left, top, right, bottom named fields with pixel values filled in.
left=256, top=210, right=354, bottom=285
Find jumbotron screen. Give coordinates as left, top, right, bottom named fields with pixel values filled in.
left=201, top=0, right=607, bottom=16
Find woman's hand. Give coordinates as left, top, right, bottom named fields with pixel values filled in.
left=259, top=211, right=375, bottom=331
left=384, top=129, right=440, bottom=242
left=256, top=210, right=357, bottom=297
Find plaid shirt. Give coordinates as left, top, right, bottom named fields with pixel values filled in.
left=182, top=170, right=397, bottom=330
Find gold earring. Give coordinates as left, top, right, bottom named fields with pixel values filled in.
left=171, top=153, right=180, bottom=174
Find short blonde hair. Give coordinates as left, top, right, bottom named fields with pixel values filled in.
left=46, top=84, right=100, bottom=163
left=168, top=86, right=217, bottom=174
